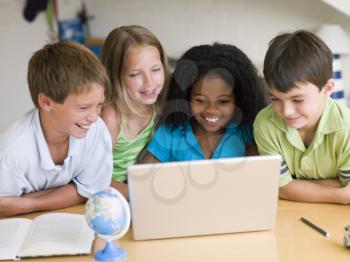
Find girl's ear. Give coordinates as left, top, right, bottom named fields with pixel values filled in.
left=321, top=79, right=334, bottom=96
left=38, top=93, right=54, bottom=112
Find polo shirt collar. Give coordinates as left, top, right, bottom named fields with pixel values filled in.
left=68, top=136, right=80, bottom=156
left=34, top=110, right=80, bottom=170
left=33, top=110, right=54, bottom=170
left=317, top=98, right=343, bottom=134
left=269, top=106, right=305, bottom=151
left=307, top=98, right=343, bottom=151
left=270, top=108, right=288, bottom=133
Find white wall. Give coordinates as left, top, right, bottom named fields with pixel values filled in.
left=1, top=0, right=350, bottom=131
left=85, top=0, right=350, bottom=67
left=0, top=0, right=49, bottom=131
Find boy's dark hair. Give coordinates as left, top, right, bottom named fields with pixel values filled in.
left=263, top=30, right=333, bottom=92
left=158, top=43, right=267, bottom=130
left=28, top=42, right=110, bottom=108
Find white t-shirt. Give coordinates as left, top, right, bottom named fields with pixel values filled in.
left=0, top=109, right=112, bottom=197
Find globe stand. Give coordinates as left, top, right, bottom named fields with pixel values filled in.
left=95, top=240, right=127, bottom=262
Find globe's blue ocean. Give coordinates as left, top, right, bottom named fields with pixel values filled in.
left=85, top=190, right=127, bottom=236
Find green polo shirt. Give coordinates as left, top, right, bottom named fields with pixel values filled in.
left=253, top=98, right=350, bottom=187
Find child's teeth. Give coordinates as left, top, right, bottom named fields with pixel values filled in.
left=143, top=89, right=154, bottom=95
left=78, top=124, right=90, bottom=129
left=205, top=117, right=219, bottom=123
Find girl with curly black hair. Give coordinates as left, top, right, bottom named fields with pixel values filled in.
left=139, top=43, right=267, bottom=163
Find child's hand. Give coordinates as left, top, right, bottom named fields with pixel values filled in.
left=0, top=196, right=29, bottom=217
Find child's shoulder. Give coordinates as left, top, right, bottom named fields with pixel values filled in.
left=73, top=116, right=112, bottom=158
left=154, top=122, right=186, bottom=137
left=253, top=105, right=277, bottom=129
left=101, top=105, right=120, bottom=126
left=325, top=100, right=350, bottom=136
left=322, top=101, right=350, bottom=149
left=100, top=105, right=121, bottom=140
left=333, top=100, right=350, bottom=126
left=0, top=109, right=37, bottom=160
left=155, top=122, right=175, bottom=132
left=255, top=104, right=273, bottom=119
left=85, top=116, right=112, bottom=142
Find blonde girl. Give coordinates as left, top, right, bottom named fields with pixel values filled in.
left=101, top=25, right=170, bottom=198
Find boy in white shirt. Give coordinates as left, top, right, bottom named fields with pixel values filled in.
left=0, top=42, right=112, bottom=216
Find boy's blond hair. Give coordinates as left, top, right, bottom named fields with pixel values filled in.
left=28, top=42, right=110, bottom=108
left=100, top=25, right=170, bottom=116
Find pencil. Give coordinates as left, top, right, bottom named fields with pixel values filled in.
left=300, top=217, right=330, bottom=237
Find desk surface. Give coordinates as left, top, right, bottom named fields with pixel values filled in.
left=6, top=200, right=350, bottom=262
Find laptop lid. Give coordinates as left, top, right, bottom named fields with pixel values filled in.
left=128, top=155, right=281, bottom=240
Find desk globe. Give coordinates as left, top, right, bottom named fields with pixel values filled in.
left=85, top=188, right=131, bottom=261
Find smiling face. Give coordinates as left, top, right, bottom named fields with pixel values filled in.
left=269, top=81, right=333, bottom=132
left=41, top=83, right=105, bottom=140
left=123, top=45, right=165, bottom=107
left=190, top=74, right=235, bottom=135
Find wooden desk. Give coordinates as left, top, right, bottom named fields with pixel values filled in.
left=7, top=200, right=350, bottom=261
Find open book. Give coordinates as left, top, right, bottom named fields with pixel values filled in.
left=0, top=213, right=94, bottom=260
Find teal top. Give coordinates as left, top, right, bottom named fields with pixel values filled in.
left=254, top=98, right=350, bottom=187
left=112, top=113, right=156, bottom=182
left=147, top=121, right=252, bottom=162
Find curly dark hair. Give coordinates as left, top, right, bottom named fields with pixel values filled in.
left=158, top=43, right=267, bottom=133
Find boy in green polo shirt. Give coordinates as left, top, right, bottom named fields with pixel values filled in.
left=254, top=30, right=350, bottom=204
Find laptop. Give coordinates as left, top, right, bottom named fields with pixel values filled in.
left=127, top=155, right=281, bottom=240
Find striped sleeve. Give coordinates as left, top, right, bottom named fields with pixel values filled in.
left=338, top=147, right=350, bottom=186
left=338, top=169, right=350, bottom=185
left=279, top=159, right=293, bottom=187
left=337, top=127, right=350, bottom=186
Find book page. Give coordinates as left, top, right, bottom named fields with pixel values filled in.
left=17, top=213, right=94, bottom=258
left=0, top=218, right=31, bottom=260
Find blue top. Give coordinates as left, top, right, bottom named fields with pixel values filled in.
left=147, top=121, right=252, bottom=162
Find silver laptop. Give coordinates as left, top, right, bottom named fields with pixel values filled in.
left=127, top=155, right=281, bottom=240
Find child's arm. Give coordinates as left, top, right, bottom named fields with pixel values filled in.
left=279, top=180, right=350, bottom=204
left=21, top=188, right=54, bottom=197
left=138, top=124, right=172, bottom=163
left=0, top=183, right=85, bottom=217
left=102, top=106, right=130, bottom=199
left=101, top=105, right=120, bottom=148
left=246, top=143, right=259, bottom=156
left=309, top=179, right=342, bottom=187
left=138, top=150, right=161, bottom=164
left=111, top=181, right=129, bottom=200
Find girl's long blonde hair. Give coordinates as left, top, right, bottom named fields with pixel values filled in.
left=101, top=25, right=170, bottom=116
